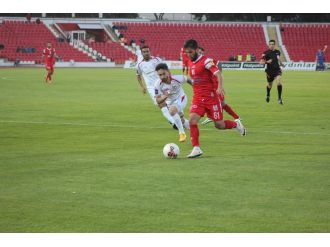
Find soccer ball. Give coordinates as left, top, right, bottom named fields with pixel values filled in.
left=163, top=143, right=180, bottom=159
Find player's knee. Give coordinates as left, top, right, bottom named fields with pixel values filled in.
left=189, top=118, right=198, bottom=125
left=169, top=107, right=177, bottom=116
left=214, top=121, right=225, bottom=129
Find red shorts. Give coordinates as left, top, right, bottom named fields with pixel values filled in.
left=46, top=62, right=54, bottom=71
left=190, top=98, right=223, bottom=121
left=46, top=65, right=54, bottom=71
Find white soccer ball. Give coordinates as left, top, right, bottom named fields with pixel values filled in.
left=163, top=143, right=180, bottom=159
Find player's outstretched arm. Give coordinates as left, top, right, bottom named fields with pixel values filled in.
left=215, top=70, right=225, bottom=95
left=323, top=45, right=328, bottom=52
left=278, top=55, right=284, bottom=67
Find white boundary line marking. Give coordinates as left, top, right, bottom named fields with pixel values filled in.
left=1, top=120, right=329, bottom=136
left=1, top=77, right=15, bottom=80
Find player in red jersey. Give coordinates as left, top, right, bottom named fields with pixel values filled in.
left=180, top=47, right=189, bottom=75
left=41, top=42, right=58, bottom=84
left=184, top=40, right=246, bottom=158
left=197, top=47, right=242, bottom=125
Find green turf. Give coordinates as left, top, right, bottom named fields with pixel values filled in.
left=0, top=68, right=329, bottom=232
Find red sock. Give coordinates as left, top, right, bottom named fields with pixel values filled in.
left=223, top=104, right=239, bottom=119
left=190, top=124, right=200, bottom=147
left=48, top=73, right=52, bottom=81
left=224, top=120, right=237, bottom=129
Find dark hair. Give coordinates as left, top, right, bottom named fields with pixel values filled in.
left=155, top=63, right=169, bottom=71
left=269, top=40, right=276, bottom=44
left=198, top=47, right=204, bottom=51
left=140, top=45, right=150, bottom=50
left=184, top=39, right=198, bottom=49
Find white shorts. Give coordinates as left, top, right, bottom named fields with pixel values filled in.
left=146, top=86, right=158, bottom=105
left=167, top=94, right=187, bottom=113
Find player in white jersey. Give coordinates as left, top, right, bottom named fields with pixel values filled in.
left=136, top=45, right=177, bottom=129
left=135, top=47, right=143, bottom=62
left=154, top=63, right=191, bottom=142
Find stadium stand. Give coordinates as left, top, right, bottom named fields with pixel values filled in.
left=0, top=20, right=94, bottom=62
left=280, top=23, right=330, bottom=62
left=55, top=23, right=133, bottom=63
left=112, top=22, right=266, bottom=61
left=88, top=42, right=134, bottom=64
left=2, top=19, right=328, bottom=64
left=57, top=23, right=80, bottom=31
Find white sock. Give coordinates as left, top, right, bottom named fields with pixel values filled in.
left=172, top=113, right=185, bottom=134
left=161, top=107, right=175, bottom=125
left=183, top=118, right=190, bottom=129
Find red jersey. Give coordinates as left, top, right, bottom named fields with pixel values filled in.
left=188, top=55, right=219, bottom=102
left=43, top=47, right=56, bottom=65
left=211, top=60, right=221, bottom=90
left=180, top=48, right=189, bottom=67
left=211, top=60, right=225, bottom=101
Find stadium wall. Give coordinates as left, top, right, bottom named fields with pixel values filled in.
left=124, top=60, right=322, bottom=71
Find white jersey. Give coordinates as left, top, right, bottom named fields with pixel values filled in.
left=154, top=75, right=187, bottom=106
left=136, top=56, right=162, bottom=88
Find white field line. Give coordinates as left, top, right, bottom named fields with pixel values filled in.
left=1, top=120, right=330, bottom=136
left=1, top=77, right=15, bottom=80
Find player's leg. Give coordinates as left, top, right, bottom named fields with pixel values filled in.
left=266, top=72, right=274, bottom=102
left=221, top=100, right=240, bottom=120
left=266, top=80, right=273, bottom=103
left=179, top=112, right=189, bottom=130
left=275, top=73, right=283, bottom=105
left=213, top=119, right=246, bottom=136
left=177, top=95, right=189, bottom=130
left=147, top=86, right=176, bottom=128
left=157, top=102, right=176, bottom=129
left=207, top=100, right=246, bottom=136
left=202, top=93, right=224, bottom=125
left=48, top=67, right=54, bottom=83
left=168, top=105, right=186, bottom=142
left=187, top=105, right=204, bottom=158
left=45, top=66, right=51, bottom=82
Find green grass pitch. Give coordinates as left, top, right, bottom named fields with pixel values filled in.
left=0, top=68, right=329, bottom=232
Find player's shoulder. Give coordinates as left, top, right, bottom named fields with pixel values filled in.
left=275, top=49, right=281, bottom=54
left=203, top=57, right=217, bottom=67
left=136, top=59, right=144, bottom=67
left=151, top=56, right=162, bottom=62
left=263, top=49, right=270, bottom=54
left=154, top=78, right=162, bottom=86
